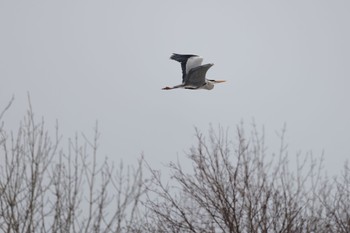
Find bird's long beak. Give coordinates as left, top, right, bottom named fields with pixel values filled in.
left=214, top=80, right=226, bottom=83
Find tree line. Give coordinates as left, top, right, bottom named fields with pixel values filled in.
left=0, top=100, right=349, bottom=233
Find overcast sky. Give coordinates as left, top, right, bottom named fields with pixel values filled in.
left=1, top=0, right=349, bottom=175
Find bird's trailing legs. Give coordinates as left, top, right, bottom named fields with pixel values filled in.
left=161, top=84, right=184, bottom=90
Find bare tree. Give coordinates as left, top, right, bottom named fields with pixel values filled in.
left=0, top=98, right=147, bottom=233
left=319, top=161, right=350, bottom=233
left=144, top=124, right=349, bottom=233
left=1, top=97, right=349, bottom=233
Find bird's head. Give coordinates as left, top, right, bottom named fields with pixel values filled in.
left=206, top=79, right=226, bottom=90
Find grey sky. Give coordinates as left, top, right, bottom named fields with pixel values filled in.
left=1, top=1, right=349, bottom=174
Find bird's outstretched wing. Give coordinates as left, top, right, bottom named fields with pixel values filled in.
left=170, top=53, right=203, bottom=83
left=185, top=63, right=214, bottom=88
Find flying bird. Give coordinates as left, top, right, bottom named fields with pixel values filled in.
left=162, top=53, right=226, bottom=90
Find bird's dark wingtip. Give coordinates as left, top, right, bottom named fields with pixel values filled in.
left=170, top=53, right=198, bottom=62
left=169, top=53, right=177, bottom=60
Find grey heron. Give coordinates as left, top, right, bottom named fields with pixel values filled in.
left=162, top=53, right=226, bottom=90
